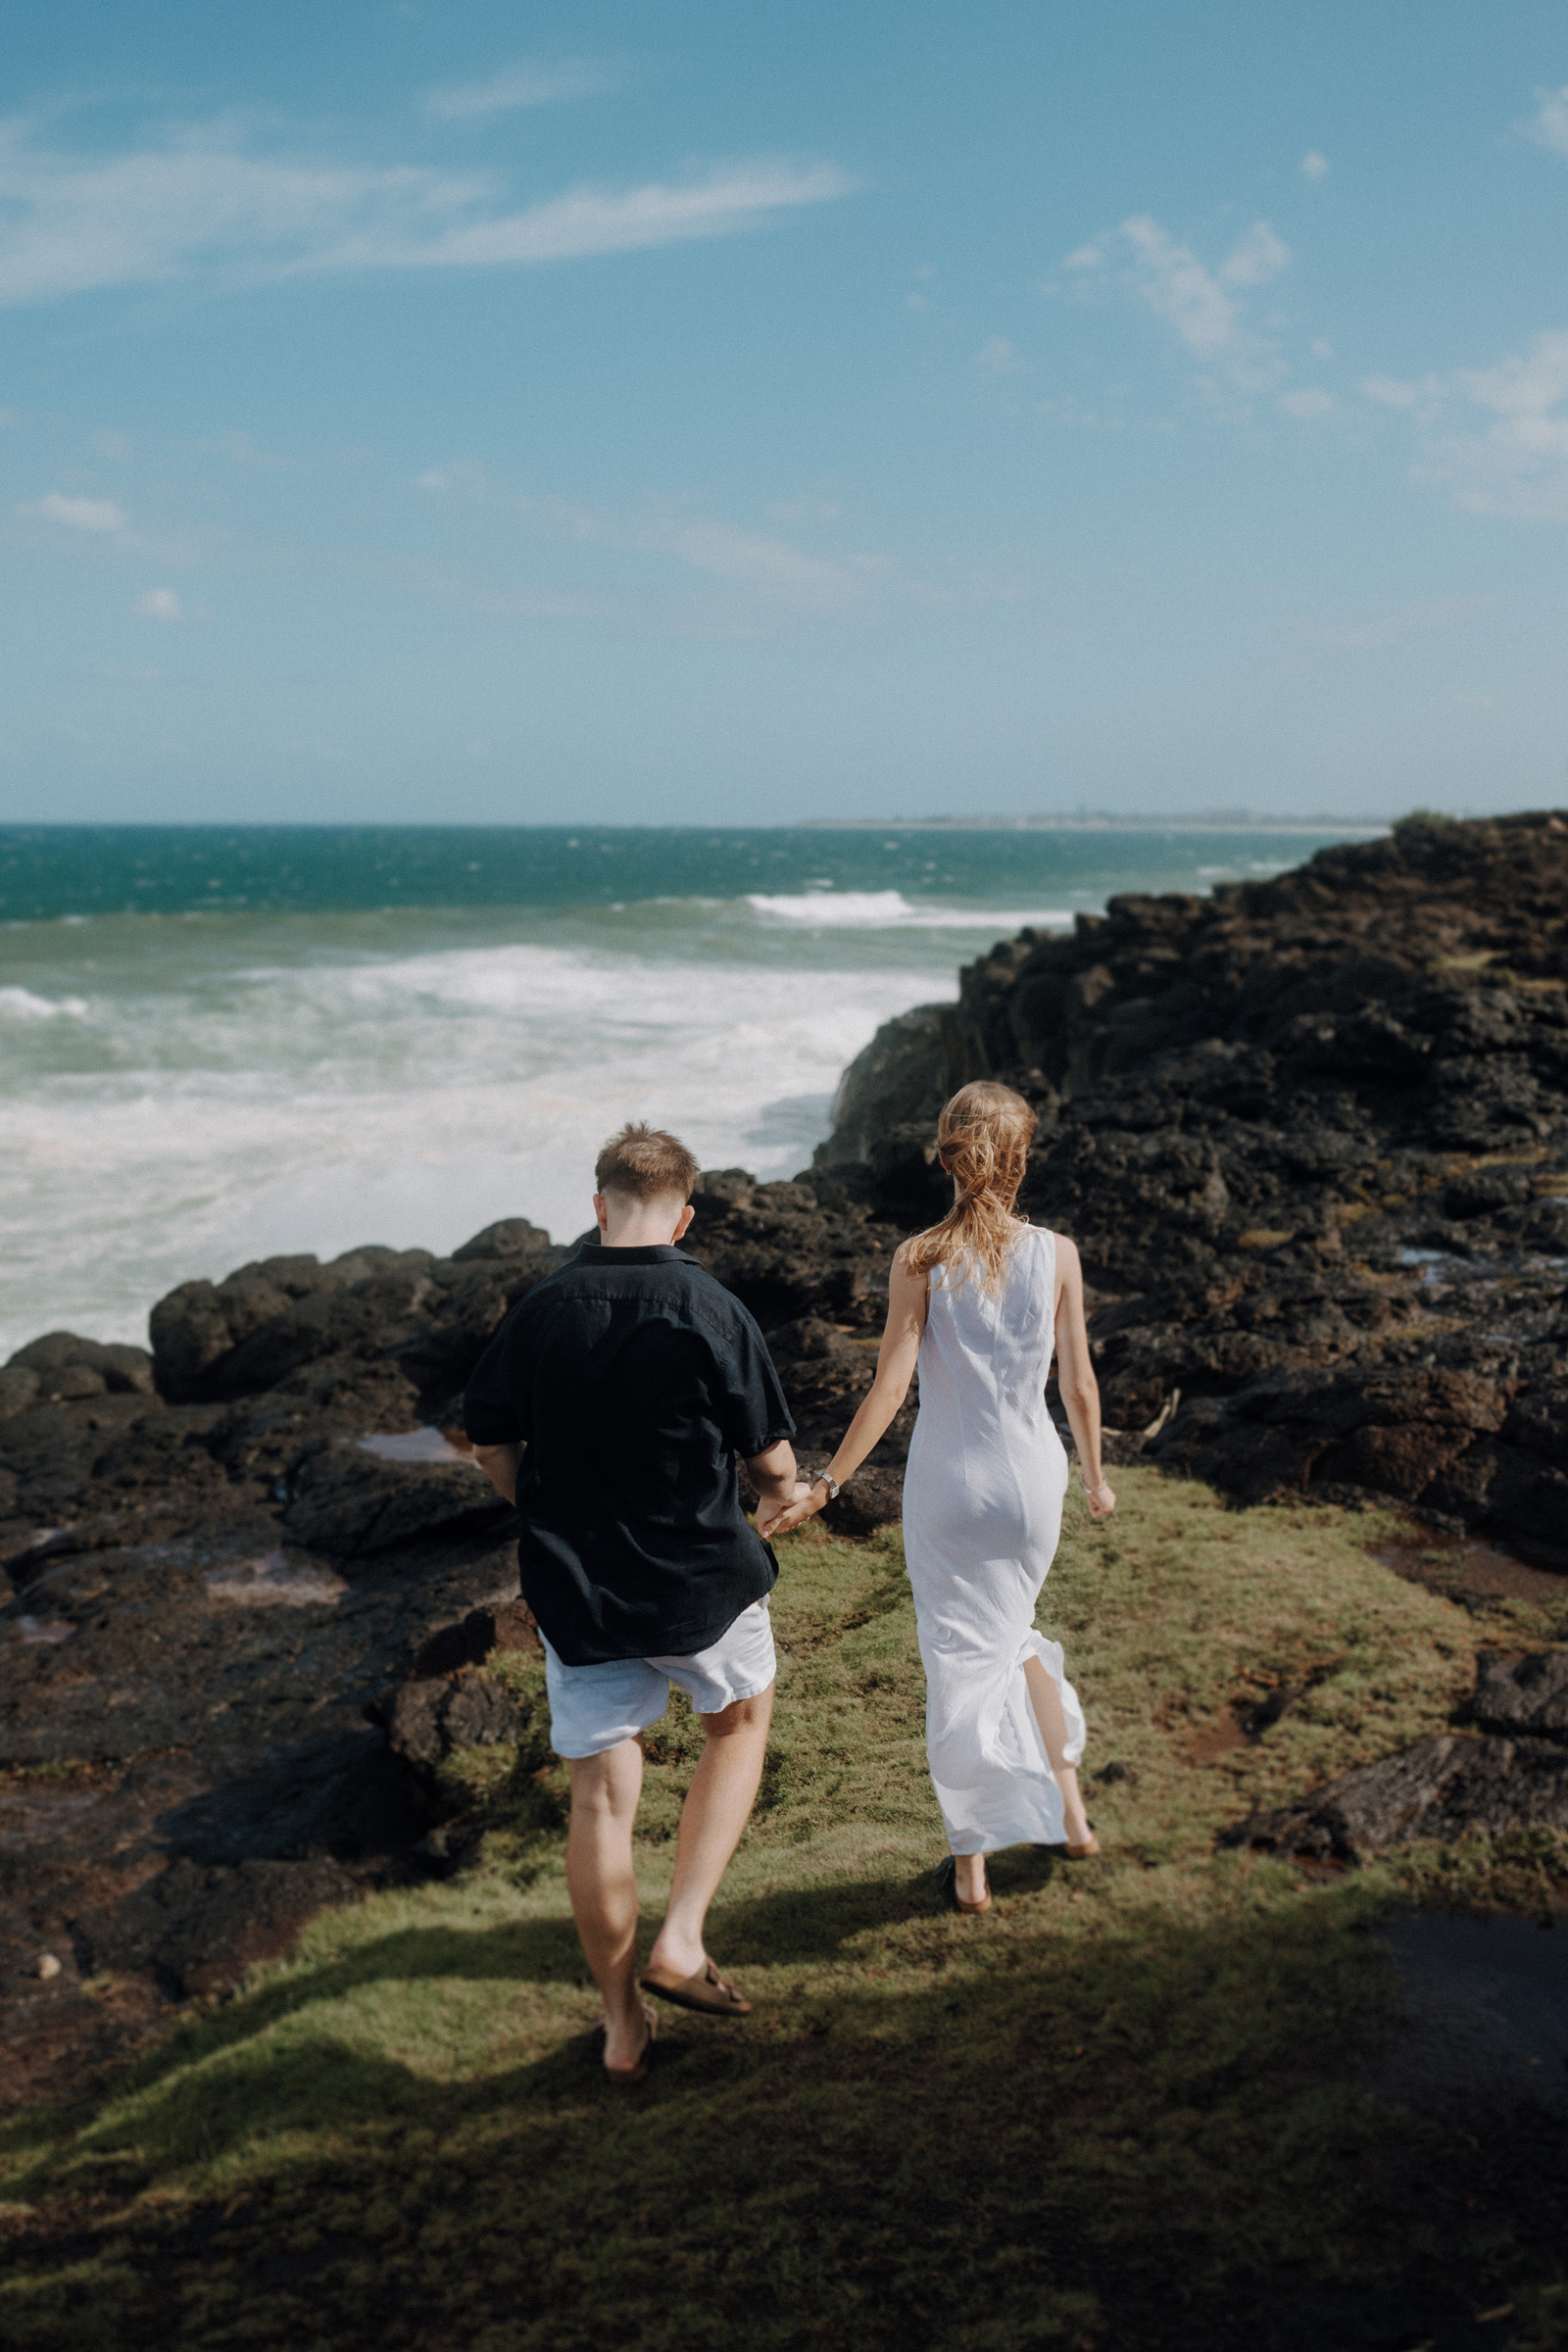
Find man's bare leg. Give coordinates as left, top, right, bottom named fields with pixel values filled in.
left=1022, top=1654, right=1094, bottom=1847
left=565, top=1739, right=650, bottom=2070
left=645, top=1684, right=775, bottom=1980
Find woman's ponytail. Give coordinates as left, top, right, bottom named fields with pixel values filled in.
left=904, top=1081, right=1037, bottom=1294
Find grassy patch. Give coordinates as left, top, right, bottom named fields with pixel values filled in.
left=1, top=1470, right=1563, bottom=2351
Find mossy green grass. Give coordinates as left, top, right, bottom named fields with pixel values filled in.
left=2, top=1469, right=1564, bottom=2351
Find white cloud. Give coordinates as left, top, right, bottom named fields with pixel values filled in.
left=1278, top=387, right=1335, bottom=418
left=133, top=586, right=183, bottom=618
left=425, top=59, right=613, bottom=120
left=1441, top=332, right=1568, bottom=515
left=1299, top=150, right=1329, bottom=181
left=1115, top=215, right=1290, bottom=393
left=0, top=115, right=857, bottom=306
left=1366, top=332, right=1568, bottom=519
left=1361, top=372, right=1445, bottom=416
left=417, top=466, right=898, bottom=614
left=1061, top=240, right=1103, bottom=270
left=1525, top=83, right=1568, bottom=158
left=17, top=490, right=125, bottom=531
left=1217, top=221, right=1291, bottom=287
left=977, top=335, right=1018, bottom=372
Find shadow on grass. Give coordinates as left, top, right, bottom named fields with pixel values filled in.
left=9, top=1879, right=1565, bottom=2352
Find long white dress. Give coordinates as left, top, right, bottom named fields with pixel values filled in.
left=903, top=1223, right=1087, bottom=1856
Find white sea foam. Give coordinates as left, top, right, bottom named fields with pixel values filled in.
left=0, top=936, right=947, bottom=1355
left=746, top=889, right=1071, bottom=929
left=0, top=986, right=87, bottom=1019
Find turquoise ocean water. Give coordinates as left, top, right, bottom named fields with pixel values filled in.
left=0, top=823, right=1376, bottom=1354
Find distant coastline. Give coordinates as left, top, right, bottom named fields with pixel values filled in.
left=804, top=813, right=1395, bottom=834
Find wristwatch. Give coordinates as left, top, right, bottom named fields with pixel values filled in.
left=812, top=1472, right=842, bottom=1500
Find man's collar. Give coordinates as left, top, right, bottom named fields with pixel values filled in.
left=572, top=1240, right=699, bottom=1265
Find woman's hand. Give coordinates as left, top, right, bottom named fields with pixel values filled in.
left=1082, top=1475, right=1116, bottom=1520
left=758, top=1479, right=822, bottom=1540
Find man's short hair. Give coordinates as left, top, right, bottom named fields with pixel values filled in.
left=594, top=1122, right=701, bottom=1203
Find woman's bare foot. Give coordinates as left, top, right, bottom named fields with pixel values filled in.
left=954, top=1853, right=989, bottom=1908
left=1056, top=1765, right=1093, bottom=1850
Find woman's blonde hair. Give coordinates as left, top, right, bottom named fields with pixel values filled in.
left=905, top=1081, right=1038, bottom=1294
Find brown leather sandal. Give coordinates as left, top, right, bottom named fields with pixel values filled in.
left=640, top=1959, right=752, bottom=2017
left=1063, top=1832, right=1101, bottom=1860
left=600, top=1999, right=658, bottom=2083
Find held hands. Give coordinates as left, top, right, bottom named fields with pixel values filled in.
left=1080, top=1475, right=1116, bottom=1521
left=757, top=1479, right=822, bottom=1541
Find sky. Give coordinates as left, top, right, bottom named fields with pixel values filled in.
left=3, top=0, right=1568, bottom=826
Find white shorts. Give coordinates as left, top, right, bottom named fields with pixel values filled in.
left=542, top=1599, right=777, bottom=1760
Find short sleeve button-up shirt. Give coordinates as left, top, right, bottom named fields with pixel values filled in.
left=463, top=1242, right=795, bottom=1666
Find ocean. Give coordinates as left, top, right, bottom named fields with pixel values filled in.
left=0, top=822, right=1376, bottom=1357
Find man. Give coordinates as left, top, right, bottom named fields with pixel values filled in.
left=464, top=1122, right=805, bottom=2083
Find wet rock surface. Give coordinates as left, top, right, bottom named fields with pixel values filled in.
left=818, top=810, right=1568, bottom=1566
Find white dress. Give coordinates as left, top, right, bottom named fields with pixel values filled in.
left=903, top=1223, right=1087, bottom=1856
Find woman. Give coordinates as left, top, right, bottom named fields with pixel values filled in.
left=760, top=1081, right=1114, bottom=1914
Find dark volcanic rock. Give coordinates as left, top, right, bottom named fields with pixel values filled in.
left=149, top=1238, right=565, bottom=1405
left=1460, top=1649, right=1568, bottom=1741
left=814, top=1462, right=906, bottom=1537
left=75, top=1855, right=360, bottom=2000
left=385, top=1671, right=528, bottom=1769
left=813, top=809, right=1568, bottom=1561
left=412, top=1599, right=541, bottom=1677
left=450, top=1217, right=553, bottom=1262
left=281, top=1443, right=513, bottom=1559
left=6, top=1332, right=155, bottom=1397
left=0, top=1497, right=529, bottom=2104
left=1222, top=1732, right=1568, bottom=1861
left=816, top=1004, right=956, bottom=1168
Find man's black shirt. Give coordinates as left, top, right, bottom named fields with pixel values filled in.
left=462, top=1242, right=795, bottom=1667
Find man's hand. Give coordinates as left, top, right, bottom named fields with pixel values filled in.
left=758, top=1480, right=824, bottom=1540
left=747, top=1438, right=802, bottom=1531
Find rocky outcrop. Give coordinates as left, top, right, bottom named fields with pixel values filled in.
left=1225, top=1638, right=1568, bottom=1861
left=814, top=811, right=1568, bottom=1566
left=383, top=1672, right=532, bottom=1773
left=1460, top=1648, right=1568, bottom=1741
left=1222, top=1732, right=1568, bottom=1862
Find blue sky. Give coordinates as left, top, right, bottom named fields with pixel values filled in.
left=3, top=0, right=1568, bottom=824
